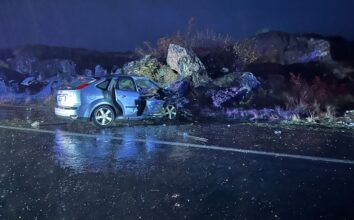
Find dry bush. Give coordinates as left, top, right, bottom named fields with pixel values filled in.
left=232, top=43, right=260, bottom=68
left=136, top=18, right=260, bottom=72
left=136, top=32, right=188, bottom=60
left=322, top=105, right=336, bottom=122
left=285, top=73, right=342, bottom=119
left=188, top=28, right=233, bottom=49
left=136, top=18, right=234, bottom=60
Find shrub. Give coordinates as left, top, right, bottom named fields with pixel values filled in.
left=285, top=73, right=347, bottom=120
left=232, top=42, right=260, bottom=68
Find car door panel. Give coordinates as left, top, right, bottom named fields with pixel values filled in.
left=115, top=77, right=140, bottom=117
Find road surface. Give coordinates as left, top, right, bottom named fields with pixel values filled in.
left=0, top=107, right=354, bottom=219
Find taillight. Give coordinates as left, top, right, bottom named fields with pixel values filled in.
left=76, top=83, right=89, bottom=90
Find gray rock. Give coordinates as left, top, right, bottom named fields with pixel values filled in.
left=35, top=59, right=76, bottom=80
left=112, top=67, right=123, bottom=75
left=31, top=121, right=40, bottom=128
left=9, top=55, right=38, bottom=74
left=167, top=44, right=210, bottom=87
left=344, top=110, right=354, bottom=123
left=207, top=87, right=249, bottom=108
left=156, top=65, right=178, bottom=87
left=84, top=69, right=94, bottom=77
left=0, top=80, right=10, bottom=93
left=241, top=31, right=332, bottom=65
left=240, top=72, right=261, bottom=90
left=94, top=64, right=107, bottom=77
left=221, top=67, right=229, bottom=73
left=213, top=72, right=260, bottom=90
left=206, top=72, right=260, bottom=108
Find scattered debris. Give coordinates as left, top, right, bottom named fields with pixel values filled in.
left=171, top=193, right=180, bottom=199
left=31, top=121, right=40, bottom=128
left=274, top=130, right=282, bottom=135
left=221, top=67, right=229, bottom=73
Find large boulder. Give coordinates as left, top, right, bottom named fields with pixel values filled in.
left=241, top=31, right=332, bottom=65
left=167, top=44, right=210, bottom=87
left=123, top=55, right=178, bottom=87
left=94, top=64, right=107, bottom=77
left=207, top=72, right=260, bottom=108
left=213, top=72, right=260, bottom=89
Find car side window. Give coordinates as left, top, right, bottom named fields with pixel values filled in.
left=117, top=77, right=136, bottom=91
left=96, top=80, right=110, bottom=90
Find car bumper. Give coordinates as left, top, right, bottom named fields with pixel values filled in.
left=55, top=107, right=80, bottom=119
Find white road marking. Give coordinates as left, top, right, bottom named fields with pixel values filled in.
left=0, top=125, right=354, bottom=165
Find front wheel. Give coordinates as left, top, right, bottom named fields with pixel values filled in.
left=164, top=104, right=177, bottom=120
left=92, top=105, right=115, bottom=127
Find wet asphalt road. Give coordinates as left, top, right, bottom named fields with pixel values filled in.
left=0, top=107, right=354, bottom=219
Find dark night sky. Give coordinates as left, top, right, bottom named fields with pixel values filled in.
left=0, top=0, right=353, bottom=51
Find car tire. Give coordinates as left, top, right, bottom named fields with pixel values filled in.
left=164, top=104, right=178, bottom=120
left=92, top=105, right=115, bottom=128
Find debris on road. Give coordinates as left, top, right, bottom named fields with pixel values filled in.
left=274, top=130, right=282, bottom=135
left=31, top=121, right=40, bottom=128
left=171, top=193, right=180, bottom=199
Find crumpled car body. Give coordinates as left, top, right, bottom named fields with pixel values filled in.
left=55, top=75, right=179, bottom=127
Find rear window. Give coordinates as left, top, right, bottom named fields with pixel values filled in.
left=60, top=77, right=96, bottom=90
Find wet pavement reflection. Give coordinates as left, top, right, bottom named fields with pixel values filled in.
left=53, top=128, right=189, bottom=173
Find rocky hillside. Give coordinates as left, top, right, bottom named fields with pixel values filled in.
left=0, top=30, right=353, bottom=121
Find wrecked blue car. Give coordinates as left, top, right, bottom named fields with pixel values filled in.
left=55, top=75, right=179, bottom=127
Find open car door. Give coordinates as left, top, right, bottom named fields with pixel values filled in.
left=114, top=76, right=140, bottom=117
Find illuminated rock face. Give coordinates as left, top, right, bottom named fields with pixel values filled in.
left=123, top=55, right=178, bottom=87
left=167, top=44, right=210, bottom=87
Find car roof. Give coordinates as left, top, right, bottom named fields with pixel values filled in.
left=96, top=74, right=148, bottom=80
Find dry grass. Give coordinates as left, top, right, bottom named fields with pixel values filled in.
left=284, top=73, right=344, bottom=122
